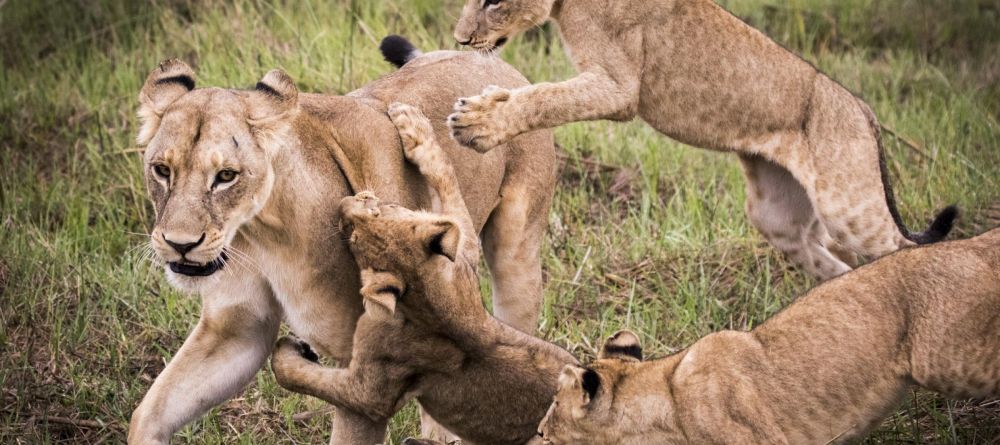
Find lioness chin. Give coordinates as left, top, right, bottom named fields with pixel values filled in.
left=538, top=228, right=1000, bottom=445
left=129, top=36, right=556, bottom=444
left=270, top=103, right=575, bottom=445
left=449, top=0, right=955, bottom=280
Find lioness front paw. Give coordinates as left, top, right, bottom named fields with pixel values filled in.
left=448, top=85, right=517, bottom=153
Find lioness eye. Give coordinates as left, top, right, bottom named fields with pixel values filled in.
left=484, top=0, right=502, bottom=6
left=153, top=164, right=171, bottom=179
left=215, top=169, right=238, bottom=185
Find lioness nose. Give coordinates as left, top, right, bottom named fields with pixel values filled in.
left=163, top=232, right=206, bottom=255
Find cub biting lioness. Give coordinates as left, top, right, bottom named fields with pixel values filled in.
left=538, top=228, right=1000, bottom=444
left=271, top=103, right=576, bottom=445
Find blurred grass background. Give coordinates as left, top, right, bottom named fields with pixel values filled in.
left=1, top=0, right=998, bottom=443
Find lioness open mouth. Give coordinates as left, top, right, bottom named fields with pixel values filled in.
left=168, top=251, right=228, bottom=277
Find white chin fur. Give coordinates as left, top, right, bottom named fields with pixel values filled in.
left=164, top=267, right=220, bottom=293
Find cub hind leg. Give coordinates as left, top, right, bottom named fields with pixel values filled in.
left=740, top=154, right=854, bottom=280
left=800, top=78, right=948, bottom=259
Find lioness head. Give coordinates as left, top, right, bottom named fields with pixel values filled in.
left=539, top=330, right=662, bottom=444
left=338, top=191, right=463, bottom=316
left=453, top=0, right=556, bottom=51
left=137, top=59, right=299, bottom=288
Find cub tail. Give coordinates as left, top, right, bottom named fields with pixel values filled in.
left=905, top=205, right=959, bottom=245
left=380, top=35, right=422, bottom=69
left=866, top=100, right=958, bottom=245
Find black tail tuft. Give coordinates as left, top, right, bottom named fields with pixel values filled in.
left=908, top=205, right=959, bottom=245
left=379, top=35, right=421, bottom=68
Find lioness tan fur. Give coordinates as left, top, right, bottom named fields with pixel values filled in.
left=450, top=0, right=956, bottom=280
left=538, top=228, right=1000, bottom=444
left=129, top=37, right=557, bottom=444
left=270, top=103, right=577, bottom=445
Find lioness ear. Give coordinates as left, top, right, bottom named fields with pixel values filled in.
left=137, top=59, right=195, bottom=145
left=360, top=269, right=404, bottom=315
left=599, top=330, right=643, bottom=362
left=558, top=365, right=599, bottom=418
left=422, top=220, right=460, bottom=262
left=248, top=69, right=299, bottom=124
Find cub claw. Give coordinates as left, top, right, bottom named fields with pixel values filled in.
left=448, top=85, right=515, bottom=153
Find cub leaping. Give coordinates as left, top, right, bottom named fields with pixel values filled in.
left=449, top=0, right=956, bottom=279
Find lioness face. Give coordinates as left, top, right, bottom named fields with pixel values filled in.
left=137, top=61, right=298, bottom=289
left=454, top=0, right=555, bottom=51
left=144, top=90, right=274, bottom=284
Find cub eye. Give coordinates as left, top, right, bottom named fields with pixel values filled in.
left=484, top=0, right=502, bottom=6
left=215, top=169, right=238, bottom=185
left=152, top=164, right=171, bottom=179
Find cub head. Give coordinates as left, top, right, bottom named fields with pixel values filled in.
left=539, top=330, right=657, bottom=444
left=137, top=59, right=299, bottom=289
left=454, top=0, right=557, bottom=51
left=338, top=191, right=463, bottom=316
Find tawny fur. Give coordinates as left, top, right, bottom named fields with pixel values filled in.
left=538, top=228, right=1000, bottom=445
left=449, top=0, right=955, bottom=280
left=129, top=43, right=557, bottom=445
left=270, top=104, right=576, bottom=445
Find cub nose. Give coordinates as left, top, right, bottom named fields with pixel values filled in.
left=163, top=232, right=206, bottom=255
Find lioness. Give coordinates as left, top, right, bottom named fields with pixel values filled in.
left=538, top=228, right=1000, bottom=444
left=449, top=0, right=956, bottom=280
left=270, top=103, right=576, bottom=445
left=129, top=37, right=556, bottom=444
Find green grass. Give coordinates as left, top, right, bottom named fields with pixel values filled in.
left=1, top=0, right=998, bottom=443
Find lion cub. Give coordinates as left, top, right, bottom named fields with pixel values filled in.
left=538, top=228, right=1000, bottom=444
left=270, top=103, right=576, bottom=445
left=449, top=0, right=956, bottom=280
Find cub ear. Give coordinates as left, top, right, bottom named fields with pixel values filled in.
left=422, top=220, right=461, bottom=262
left=557, top=365, right=600, bottom=418
left=360, top=269, right=405, bottom=315
left=248, top=69, right=299, bottom=124
left=599, top=330, right=643, bottom=362
left=137, top=59, right=196, bottom=145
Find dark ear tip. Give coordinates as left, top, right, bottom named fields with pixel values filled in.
left=256, top=69, right=298, bottom=99
left=601, top=329, right=643, bottom=361
left=145, top=59, right=195, bottom=92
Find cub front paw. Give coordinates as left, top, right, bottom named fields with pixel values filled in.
left=271, top=336, right=318, bottom=378
left=448, top=85, right=516, bottom=153
left=388, top=102, right=435, bottom=156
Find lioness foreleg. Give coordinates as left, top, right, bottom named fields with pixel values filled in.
left=129, top=288, right=280, bottom=444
